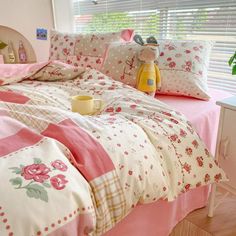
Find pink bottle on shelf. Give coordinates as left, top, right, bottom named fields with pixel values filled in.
left=18, top=40, right=27, bottom=63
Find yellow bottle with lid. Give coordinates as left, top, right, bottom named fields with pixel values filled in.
left=8, top=41, right=16, bottom=63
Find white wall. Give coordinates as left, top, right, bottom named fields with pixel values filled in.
left=0, top=0, right=54, bottom=61
left=52, top=0, right=73, bottom=33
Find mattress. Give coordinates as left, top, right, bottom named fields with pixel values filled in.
left=104, top=88, right=232, bottom=236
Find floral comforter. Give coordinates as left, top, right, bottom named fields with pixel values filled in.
left=0, top=62, right=226, bottom=236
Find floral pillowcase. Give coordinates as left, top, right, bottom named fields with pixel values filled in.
left=101, top=39, right=213, bottom=100
left=49, top=29, right=134, bottom=71
left=157, top=40, right=213, bottom=100
left=101, top=42, right=141, bottom=87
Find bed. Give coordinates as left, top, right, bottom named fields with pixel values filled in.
left=104, top=88, right=231, bottom=236
left=0, top=61, right=231, bottom=236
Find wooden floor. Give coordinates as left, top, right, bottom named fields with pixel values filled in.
left=170, top=189, right=236, bottom=236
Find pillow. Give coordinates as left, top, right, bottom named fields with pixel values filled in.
left=101, top=42, right=141, bottom=87
left=49, top=29, right=134, bottom=67
left=157, top=40, right=213, bottom=100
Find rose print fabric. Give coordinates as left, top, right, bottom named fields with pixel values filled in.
left=49, top=29, right=134, bottom=69
left=157, top=40, right=213, bottom=100
left=0, top=65, right=226, bottom=236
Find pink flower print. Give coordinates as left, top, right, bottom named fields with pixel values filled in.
left=194, top=55, right=200, bottom=62
left=50, top=174, right=68, bottom=190
left=51, top=160, right=68, bottom=172
left=193, top=46, right=199, bottom=51
left=130, top=104, right=137, bottom=109
left=162, top=111, right=172, bottom=116
left=196, top=156, right=204, bottom=167
left=160, top=52, right=164, bottom=56
left=204, top=173, right=210, bottom=183
left=76, top=56, right=81, bottom=61
left=185, top=184, right=191, bottom=191
left=199, top=45, right=203, bottom=49
left=70, top=42, right=74, bottom=46
left=192, top=140, right=199, bottom=148
left=196, top=182, right=202, bottom=187
left=186, top=61, right=192, bottom=67
left=214, top=173, right=222, bottom=182
left=185, top=49, right=191, bottom=54
left=96, top=58, right=102, bottom=64
left=183, top=163, right=191, bottom=173
left=167, top=57, right=172, bottom=61
left=66, top=59, right=72, bottom=64
left=169, top=61, right=176, bottom=68
left=185, top=147, right=193, bottom=156
left=205, top=148, right=210, bottom=157
left=170, top=118, right=179, bottom=124
left=22, top=164, right=50, bottom=183
left=175, top=53, right=182, bottom=58
left=116, top=107, right=122, bottom=112
left=198, top=70, right=203, bottom=76
left=62, top=48, right=70, bottom=56
left=170, top=134, right=178, bottom=142
left=180, top=129, right=187, bottom=137
left=168, top=45, right=175, bottom=50
left=84, top=57, right=89, bottom=62
left=185, top=67, right=191, bottom=72
left=105, top=107, right=114, bottom=112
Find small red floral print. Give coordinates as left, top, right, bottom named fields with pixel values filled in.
left=170, top=118, right=179, bottom=124
left=167, top=57, right=172, bottom=61
left=160, top=52, right=164, bottom=56
left=105, top=107, right=114, bottom=112
left=196, top=156, right=204, bottom=167
left=204, top=173, right=210, bottom=183
left=175, top=53, right=182, bottom=58
left=51, top=160, right=68, bottom=172
left=162, top=111, right=172, bottom=116
left=185, top=147, right=193, bottom=156
left=168, top=46, right=175, bottom=50
left=96, top=58, right=102, bottom=64
left=130, top=104, right=137, bottom=109
left=214, top=173, right=222, bottom=182
left=193, top=46, right=199, bottom=51
left=22, top=163, right=50, bottom=183
left=185, top=184, right=191, bottom=191
left=192, top=140, right=199, bottom=148
left=169, top=61, right=176, bottom=68
left=185, top=49, right=191, bottom=54
left=183, top=163, right=192, bottom=174
left=205, top=148, right=210, bottom=157
left=50, top=174, right=68, bottom=190
left=116, top=107, right=122, bottom=112
left=196, top=182, right=202, bottom=187
left=62, top=48, right=70, bottom=56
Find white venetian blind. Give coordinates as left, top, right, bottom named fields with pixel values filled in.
left=62, top=0, right=236, bottom=94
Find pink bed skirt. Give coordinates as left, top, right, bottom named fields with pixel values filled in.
left=104, top=186, right=209, bottom=236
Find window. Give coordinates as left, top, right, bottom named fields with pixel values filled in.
left=55, top=0, right=236, bottom=94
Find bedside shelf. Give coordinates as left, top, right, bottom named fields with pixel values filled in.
left=208, top=96, right=236, bottom=217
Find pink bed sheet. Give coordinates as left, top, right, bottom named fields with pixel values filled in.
left=158, top=88, right=232, bottom=154
left=104, top=89, right=232, bottom=236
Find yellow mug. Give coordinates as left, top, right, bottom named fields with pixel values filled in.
left=71, top=95, right=103, bottom=115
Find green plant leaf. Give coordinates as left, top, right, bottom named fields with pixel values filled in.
left=232, top=64, right=236, bottom=75
left=26, top=184, right=48, bottom=202
left=33, top=158, right=42, bottom=164
left=228, top=55, right=234, bottom=66
left=42, top=182, right=51, bottom=188
left=10, top=177, right=22, bottom=186
left=9, top=167, right=22, bottom=174
left=0, top=41, right=7, bottom=49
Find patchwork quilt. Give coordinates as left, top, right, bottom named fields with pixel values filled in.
left=0, top=62, right=227, bottom=236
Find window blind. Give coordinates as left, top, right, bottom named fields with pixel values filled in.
left=67, top=0, right=236, bottom=94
